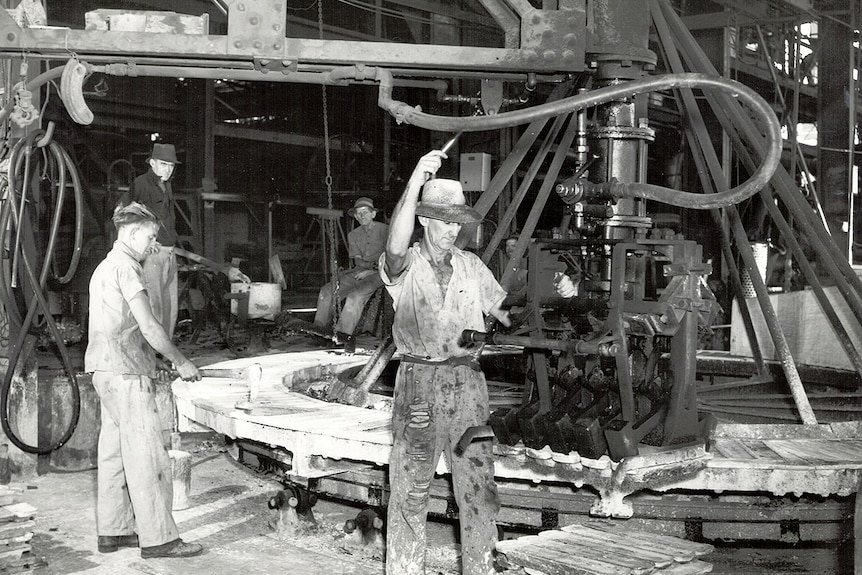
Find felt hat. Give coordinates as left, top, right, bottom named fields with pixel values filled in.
left=348, top=197, right=378, bottom=217
left=415, top=179, right=481, bottom=224
left=150, top=143, right=180, bottom=164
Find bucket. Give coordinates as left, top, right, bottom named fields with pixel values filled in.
left=230, top=282, right=282, bottom=320
left=169, top=449, right=192, bottom=510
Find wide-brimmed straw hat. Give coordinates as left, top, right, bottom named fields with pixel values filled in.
left=348, top=197, right=378, bottom=217
left=150, top=143, right=180, bottom=164
left=415, top=179, right=481, bottom=224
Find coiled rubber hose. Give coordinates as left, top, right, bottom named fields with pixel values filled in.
left=0, top=126, right=84, bottom=454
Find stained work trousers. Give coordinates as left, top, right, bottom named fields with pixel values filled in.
left=386, top=361, right=499, bottom=575
left=142, top=246, right=178, bottom=339
left=93, top=372, right=179, bottom=548
left=314, top=270, right=383, bottom=335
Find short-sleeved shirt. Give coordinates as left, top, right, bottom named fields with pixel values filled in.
left=380, top=244, right=506, bottom=359
left=129, top=170, right=177, bottom=246
left=348, top=221, right=388, bottom=270
left=85, top=241, right=156, bottom=377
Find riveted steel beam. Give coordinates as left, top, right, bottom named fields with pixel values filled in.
left=0, top=2, right=586, bottom=77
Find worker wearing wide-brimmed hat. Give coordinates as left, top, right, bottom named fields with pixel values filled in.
left=312, top=196, right=388, bottom=348
left=126, top=143, right=249, bottom=339
left=380, top=150, right=510, bottom=575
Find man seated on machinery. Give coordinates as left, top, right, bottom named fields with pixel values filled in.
left=295, top=197, right=389, bottom=351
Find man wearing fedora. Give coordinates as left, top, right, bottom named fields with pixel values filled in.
left=380, top=150, right=510, bottom=575
left=311, top=196, right=388, bottom=348
left=127, top=143, right=248, bottom=339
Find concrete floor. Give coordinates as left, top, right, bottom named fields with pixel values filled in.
left=25, top=432, right=395, bottom=575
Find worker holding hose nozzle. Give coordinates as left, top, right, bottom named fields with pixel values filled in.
left=381, top=149, right=510, bottom=574
left=553, top=270, right=582, bottom=298
left=125, top=143, right=249, bottom=339
left=85, top=203, right=204, bottom=560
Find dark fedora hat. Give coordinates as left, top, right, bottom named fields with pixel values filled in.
left=415, top=179, right=481, bottom=224
left=348, top=197, right=378, bottom=217
left=150, top=143, right=181, bottom=164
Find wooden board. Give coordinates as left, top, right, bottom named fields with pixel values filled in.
left=497, top=521, right=713, bottom=575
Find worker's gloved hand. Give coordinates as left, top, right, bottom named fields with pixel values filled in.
left=554, top=271, right=580, bottom=298
left=227, top=266, right=250, bottom=283
left=154, top=355, right=173, bottom=383
left=175, top=358, right=201, bottom=381
left=411, top=149, right=447, bottom=184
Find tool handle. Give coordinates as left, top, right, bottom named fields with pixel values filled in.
left=168, top=367, right=245, bottom=379
left=439, top=131, right=462, bottom=154
left=199, top=367, right=245, bottom=379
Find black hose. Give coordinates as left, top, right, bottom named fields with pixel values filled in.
left=0, top=129, right=83, bottom=454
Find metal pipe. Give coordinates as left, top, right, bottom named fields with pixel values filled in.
left=460, top=330, right=619, bottom=356
left=726, top=204, right=817, bottom=424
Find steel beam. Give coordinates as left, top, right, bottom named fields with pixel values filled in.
left=0, top=4, right=585, bottom=76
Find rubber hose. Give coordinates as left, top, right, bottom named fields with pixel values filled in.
left=0, top=134, right=83, bottom=454
left=0, top=138, right=30, bottom=330
left=0, top=236, right=81, bottom=454
left=376, top=71, right=781, bottom=210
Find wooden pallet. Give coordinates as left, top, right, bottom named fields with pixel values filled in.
left=496, top=518, right=714, bottom=575
left=0, top=489, right=39, bottom=575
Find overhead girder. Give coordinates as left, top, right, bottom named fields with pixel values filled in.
left=0, top=0, right=586, bottom=80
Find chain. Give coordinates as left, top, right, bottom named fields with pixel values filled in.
left=318, top=0, right=339, bottom=337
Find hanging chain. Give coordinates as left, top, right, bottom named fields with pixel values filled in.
left=318, top=0, right=340, bottom=337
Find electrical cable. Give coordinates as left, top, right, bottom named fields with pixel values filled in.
left=0, top=126, right=83, bottom=454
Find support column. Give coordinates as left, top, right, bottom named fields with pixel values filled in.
left=184, top=79, right=216, bottom=256
left=817, top=1, right=852, bottom=248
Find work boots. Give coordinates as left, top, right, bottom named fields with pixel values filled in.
left=97, top=534, right=139, bottom=553
left=140, top=538, right=204, bottom=559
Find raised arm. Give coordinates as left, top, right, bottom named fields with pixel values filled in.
left=384, top=150, right=446, bottom=278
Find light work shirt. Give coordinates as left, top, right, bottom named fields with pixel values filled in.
left=380, top=244, right=506, bottom=359
left=348, top=221, right=388, bottom=270
left=85, top=241, right=156, bottom=377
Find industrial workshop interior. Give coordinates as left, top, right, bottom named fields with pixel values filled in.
left=1, top=0, right=862, bottom=573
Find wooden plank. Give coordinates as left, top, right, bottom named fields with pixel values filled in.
left=579, top=519, right=714, bottom=558
left=710, top=439, right=756, bottom=460
left=759, top=440, right=829, bottom=464
left=738, top=439, right=783, bottom=461
left=0, top=532, right=32, bottom=546
left=497, top=536, right=632, bottom=575
left=555, top=525, right=676, bottom=567
left=0, top=521, right=34, bottom=540
left=0, top=543, right=29, bottom=561
left=659, top=559, right=713, bottom=574
left=0, top=505, right=35, bottom=523
left=802, top=441, right=862, bottom=461
left=535, top=532, right=656, bottom=574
